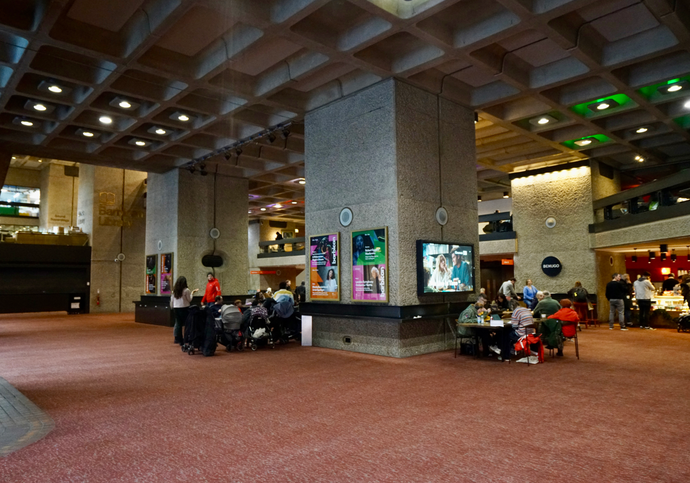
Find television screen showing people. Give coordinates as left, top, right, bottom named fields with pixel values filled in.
left=417, top=242, right=473, bottom=294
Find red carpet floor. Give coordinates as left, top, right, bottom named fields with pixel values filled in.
left=1, top=312, right=690, bottom=482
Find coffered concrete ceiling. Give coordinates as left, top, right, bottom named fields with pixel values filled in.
left=1, top=0, right=690, bottom=222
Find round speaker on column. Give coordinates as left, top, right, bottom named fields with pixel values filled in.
left=339, top=207, right=353, bottom=227
left=435, top=207, right=448, bottom=226
left=209, top=227, right=221, bottom=239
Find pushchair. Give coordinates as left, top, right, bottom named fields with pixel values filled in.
left=245, top=313, right=275, bottom=351
left=268, top=299, right=301, bottom=344
left=216, top=305, right=244, bottom=352
left=677, top=313, right=690, bottom=333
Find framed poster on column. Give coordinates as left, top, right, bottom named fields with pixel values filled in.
left=309, top=233, right=340, bottom=301
left=351, top=227, right=388, bottom=303
left=145, top=255, right=157, bottom=294
left=160, top=253, right=173, bottom=295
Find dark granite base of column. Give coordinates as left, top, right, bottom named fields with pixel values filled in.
left=312, top=315, right=456, bottom=358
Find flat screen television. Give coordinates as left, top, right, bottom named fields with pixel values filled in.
left=416, top=241, right=474, bottom=295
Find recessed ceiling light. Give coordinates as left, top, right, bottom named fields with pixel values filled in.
left=668, top=84, right=683, bottom=92
left=33, top=103, right=47, bottom=111
left=99, top=116, right=113, bottom=124
left=291, top=201, right=297, bottom=204
left=635, top=155, right=644, bottom=162
left=528, top=114, right=557, bottom=127
left=248, top=211, right=252, bottom=214
left=260, top=207, right=266, bottom=211
left=11, top=156, right=16, bottom=159
left=20, top=120, right=34, bottom=127
left=82, top=131, right=94, bottom=137
left=298, top=179, right=306, bottom=185
left=48, top=85, right=62, bottom=93
left=109, top=96, right=140, bottom=111
left=684, top=100, right=690, bottom=109
left=636, top=127, right=648, bottom=134
left=38, top=159, right=42, bottom=163
left=155, top=128, right=167, bottom=135
left=76, top=128, right=100, bottom=139
left=587, top=99, right=620, bottom=112
left=178, top=114, right=189, bottom=121
left=119, top=100, right=132, bottom=109
left=658, top=80, right=689, bottom=95
left=574, top=139, right=593, bottom=146
left=274, top=204, right=282, bottom=209
left=135, top=140, right=146, bottom=146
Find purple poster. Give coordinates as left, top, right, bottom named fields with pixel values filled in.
left=310, top=233, right=339, bottom=301
left=352, top=227, right=388, bottom=303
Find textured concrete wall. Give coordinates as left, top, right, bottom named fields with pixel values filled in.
left=512, top=166, right=596, bottom=294
left=146, top=169, right=248, bottom=296
left=305, top=78, right=478, bottom=307
left=77, top=166, right=146, bottom=313
left=39, top=163, right=79, bottom=231
left=590, top=214, right=690, bottom=249
left=4, top=167, right=41, bottom=188
left=479, top=238, right=517, bottom=256
left=596, top=251, right=627, bottom=323
left=591, top=160, right=621, bottom=201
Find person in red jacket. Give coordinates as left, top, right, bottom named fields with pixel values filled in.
left=548, top=299, right=580, bottom=339
left=201, top=272, right=221, bottom=306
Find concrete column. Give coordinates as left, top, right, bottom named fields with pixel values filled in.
left=304, top=78, right=478, bottom=357
left=39, top=163, right=79, bottom=232
left=511, top=161, right=621, bottom=320
left=146, top=169, right=248, bottom=297
left=0, top=152, right=10, bottom=188
left=76, top=165, right=147, bottom=313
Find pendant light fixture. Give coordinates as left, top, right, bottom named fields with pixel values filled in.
left=632, top=248, right=637, bottom=263
left=671, top=249, right=676, bottom=262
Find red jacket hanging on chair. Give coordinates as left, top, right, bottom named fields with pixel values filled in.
left=201, top=273, right=221, bottom=305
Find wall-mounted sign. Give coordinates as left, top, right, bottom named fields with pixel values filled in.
left=250, top=270, right=277, bottom=275
left=160, top=253, right=173, bottom=295
left=310, top=233, right=340, bottom=302
left=541, top=256, right=562, bottom=277
left=352, top=227, right=388, bottom=303
left=501, top=259, right=514, bottom=265
left=145, top=255, right=157, bottom=294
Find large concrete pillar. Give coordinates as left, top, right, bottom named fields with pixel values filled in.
left=146, top=169, right=248, bottom=297
left=304, top=78, right=478, bottom=357
left=76, top=165, right=147, bottom=313
left=39, top=163, right=79, bottom=232
left=511, top=160, right=621, bottom=320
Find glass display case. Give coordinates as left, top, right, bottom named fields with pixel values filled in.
left=652, top=295, right=688, bottom=313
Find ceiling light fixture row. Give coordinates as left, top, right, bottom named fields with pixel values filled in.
left=184, top=121, right=293, bottom=174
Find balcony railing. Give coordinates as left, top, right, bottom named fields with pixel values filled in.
left=590, top=169, right=690, bottom=233
left=479, top=211, right=516, bottom=241
left=258, top=237, right=305, bottom=258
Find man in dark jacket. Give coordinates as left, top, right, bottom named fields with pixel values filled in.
left=606, top=273, right=627, bottom=331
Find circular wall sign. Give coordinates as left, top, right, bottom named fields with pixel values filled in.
left=339, top=207, right=353, bottom=227
left=541, top=256, right=562, bottom=277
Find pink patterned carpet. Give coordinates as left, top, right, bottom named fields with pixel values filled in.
left=1, top=311, right=689, bottom=482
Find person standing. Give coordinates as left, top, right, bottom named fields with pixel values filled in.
left=634, top=272, right=656, bottom=330
left=680, top=275, right=690, bottom=310
left=606, top=273, right=627, bottom=331
left=522, top=279, right=538, bottom=310
left=170, top=276, right=199, bottom=345
left=621, top=274, right=634, bottom=327
left=499, top=278, right=517, bottom=301
left=567, top=281, right=589, bottom=322
left=295, top=281, right=306, bottom=303
left=662, top=273, right=678, bottom=293
left=201, top=272, right=221, bottom=306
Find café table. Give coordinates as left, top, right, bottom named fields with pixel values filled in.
left=456, top=320, right=512, bottom=360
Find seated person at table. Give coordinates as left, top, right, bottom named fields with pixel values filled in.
left=497, top=306, right=534, bottom=361
left=457, top=297, right=500, bottom=356
left=548, top=299, right=579, bottom=338
left=532, top=290, right=560, bottom=319
left=494, top=293, right=510, bottom=311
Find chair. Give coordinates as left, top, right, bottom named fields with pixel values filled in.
left=538, top=319, right=563, bottom=358
left=446, top=318, right=478, bottom=358
left=586, top=302, right=600, bottom=328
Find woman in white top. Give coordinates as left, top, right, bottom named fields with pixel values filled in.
left=170, top=276, right=199, bottom=344
left=429, top=254, right=451, bottom=289
left=324, top=268, right=337, bottom=293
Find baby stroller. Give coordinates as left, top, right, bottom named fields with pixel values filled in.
left=677, top=313, right=690, bottom=333
left=269, top=300, right=301, bottom=344
left=245, top=312, right=275, bottom=351
left=216, top=305, right=244, bottom=352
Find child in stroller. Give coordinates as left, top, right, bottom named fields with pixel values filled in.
left=242, top=292, right=276, bottom=350
left=216, top=303, right=244, bottom=352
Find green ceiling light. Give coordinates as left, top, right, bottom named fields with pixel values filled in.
left=638, top=75, right=690, bottom=102
left=528, top=114, right=557, bottom=127
left=569, top=94, right=634, bottom=118
left=561, top=134, right=612, bottom=150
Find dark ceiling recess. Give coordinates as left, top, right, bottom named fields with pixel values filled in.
left=269, top=221, right=288, bottom=228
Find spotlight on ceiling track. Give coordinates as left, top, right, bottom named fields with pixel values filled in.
left=281, top=129, right=290, bottom=139
left=188, top=166, right=196, bottom=174
left=660, top=244, right=668, bottom=253
left=224, top=152, right=231, bottom=161
left=632, top=248, right=637, bottom=263
left=199, top=163, right=208, bottom=176
left=267, top=133, right=276, bottom=143
left=649, top=251, right=656, bottom=260
left=660, top=252, right=667, bottom=261
left=236, top=147, right=243, bottom=156
left=671, top=251, right=677, bottom=262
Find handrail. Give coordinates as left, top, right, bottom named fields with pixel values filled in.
left=258, top=237, right=305, bottom=247
left=592, top=169, right=690, bottom=210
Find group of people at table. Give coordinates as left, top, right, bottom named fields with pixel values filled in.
left=457, top=288, right=579, bottom=361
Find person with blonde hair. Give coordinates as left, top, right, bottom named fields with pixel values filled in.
left=429, top=254, right=451, bottom=289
